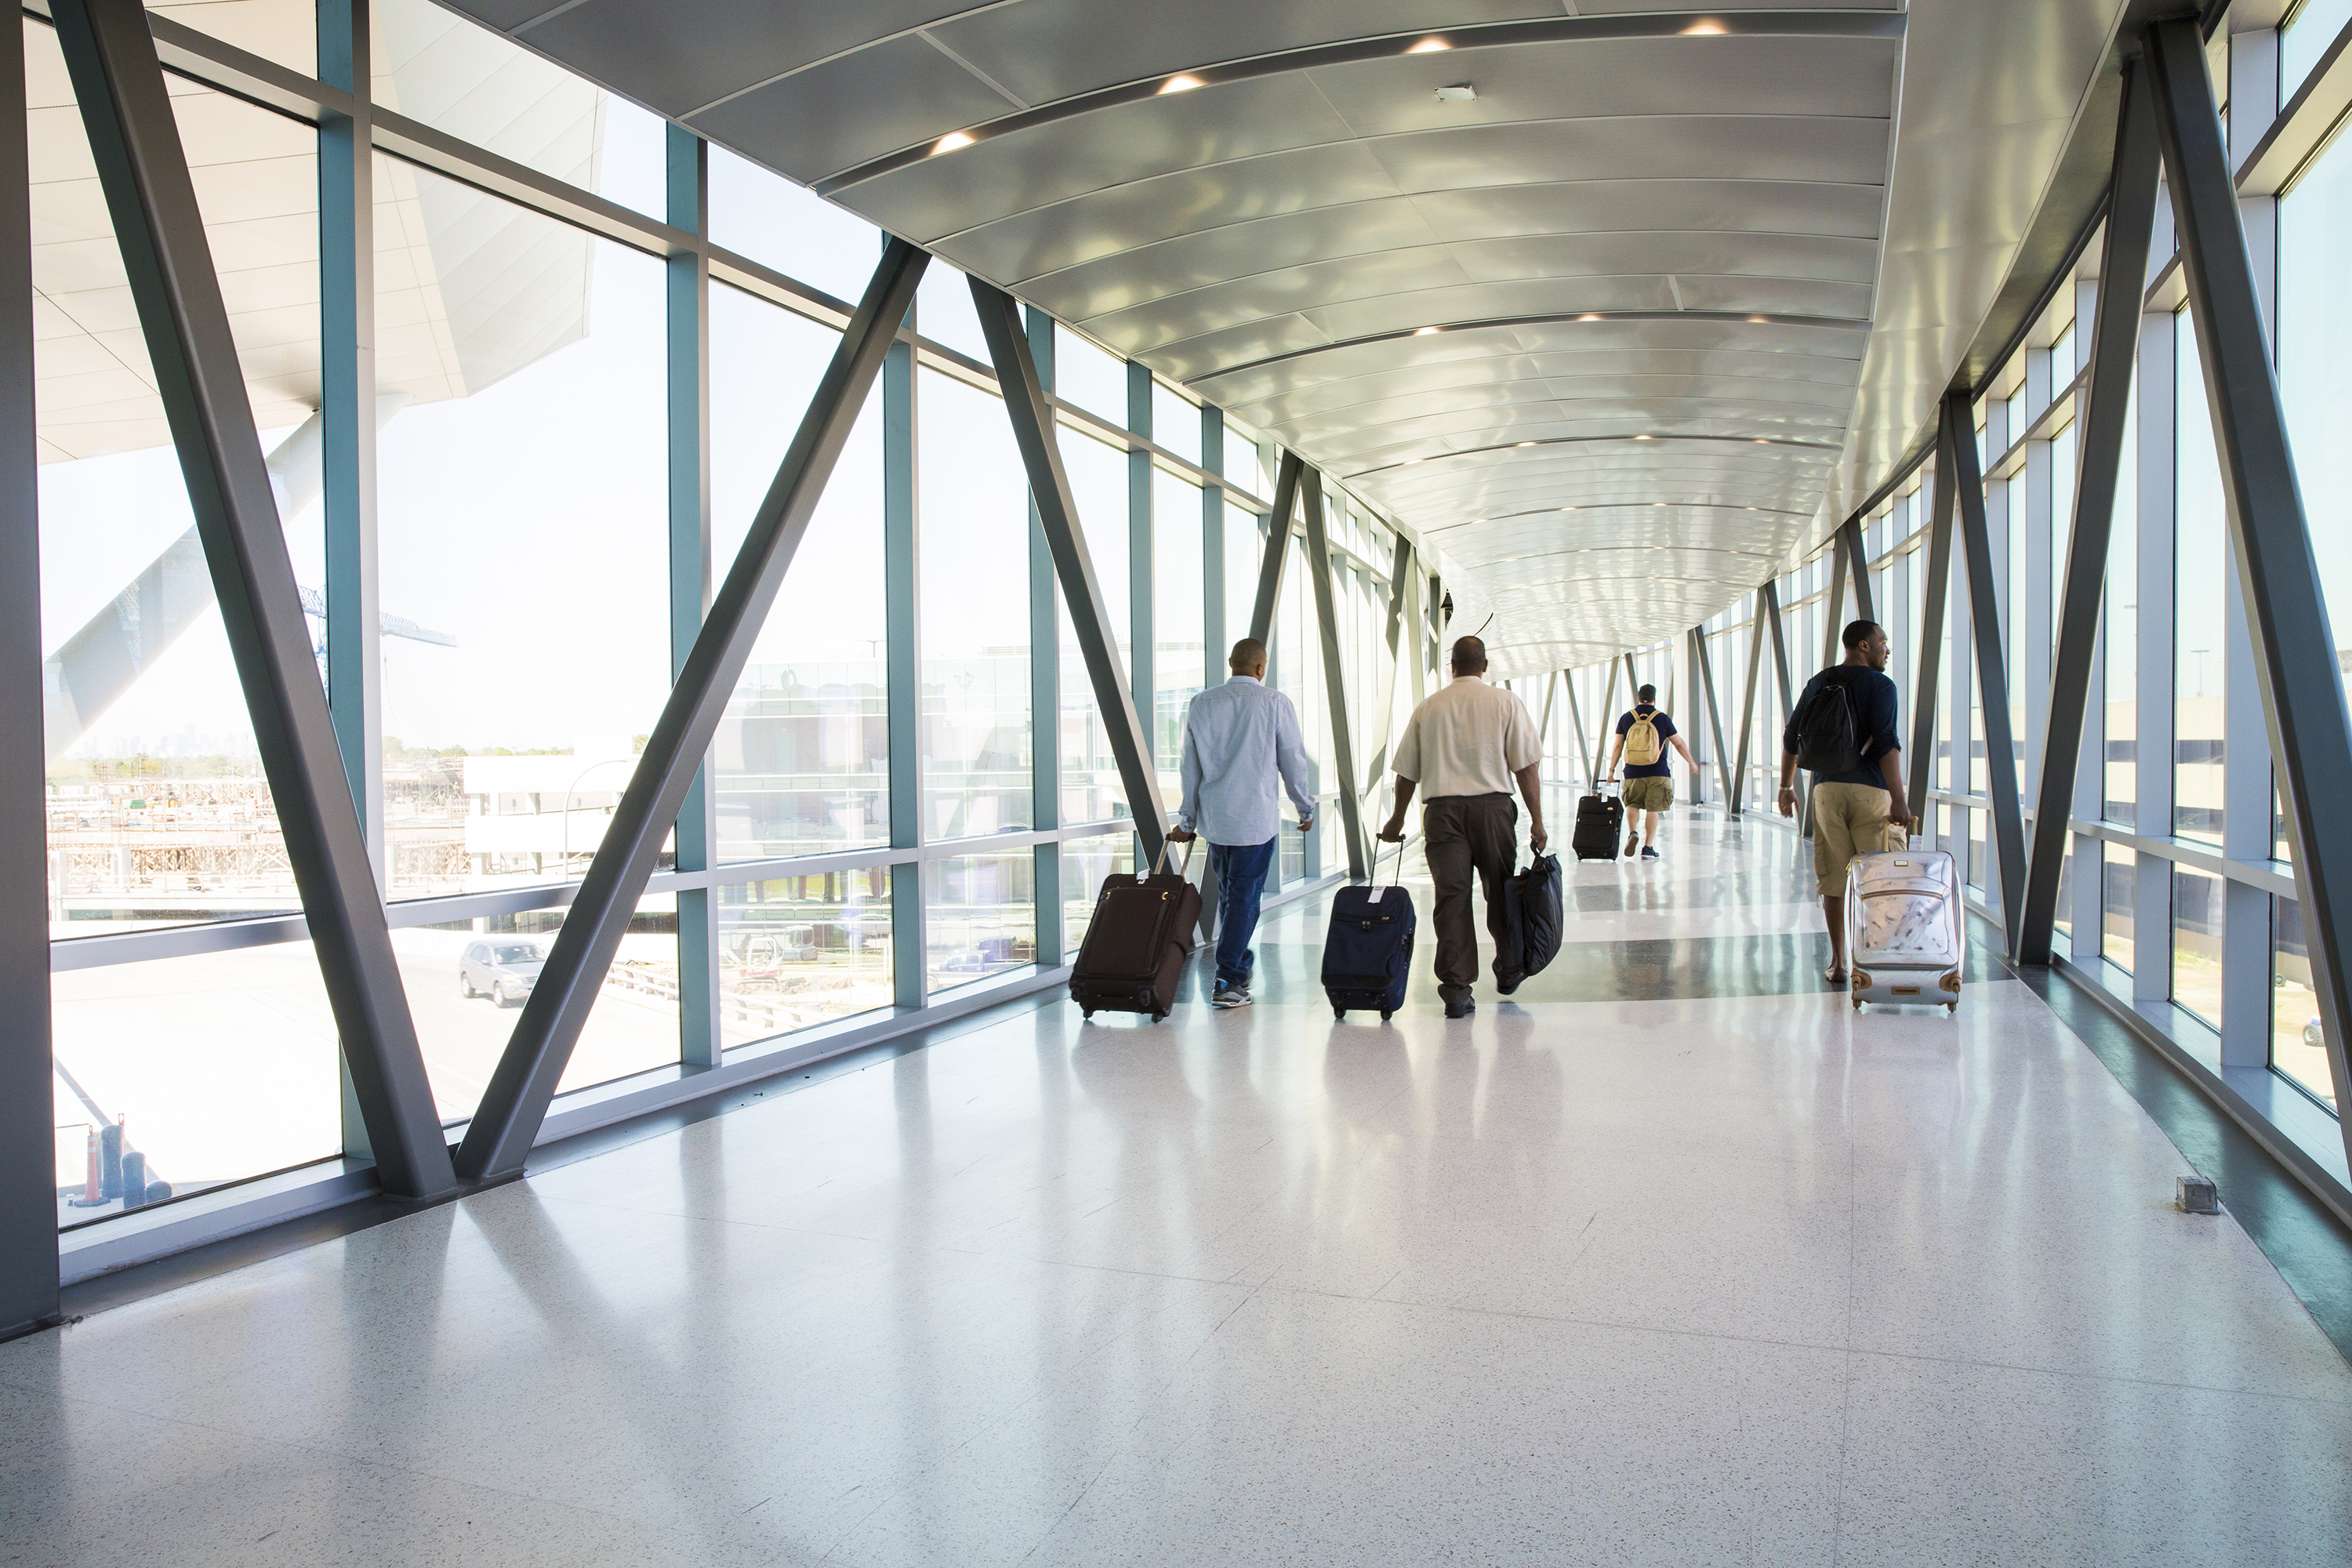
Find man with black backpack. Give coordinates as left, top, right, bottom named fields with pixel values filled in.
left=1604, top=683, right=1701, bottom=859
left=1780, top=619, right=1912, bottom=985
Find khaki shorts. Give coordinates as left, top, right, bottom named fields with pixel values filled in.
left=1812, top=782, right=1895, bottom=895
left=1623, top=775, right=1674, bottom=813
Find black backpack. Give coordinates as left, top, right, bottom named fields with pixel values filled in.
left=1794, top=670, right=1862, bottom=775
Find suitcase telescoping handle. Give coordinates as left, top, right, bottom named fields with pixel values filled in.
left=1149, top=835, right=1196, bottom=880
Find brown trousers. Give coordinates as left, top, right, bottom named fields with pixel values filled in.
left=1422, top=793, right=1520, bottom=1004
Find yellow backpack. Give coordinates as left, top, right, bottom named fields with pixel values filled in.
left=1624, top=710, right=1663, bottom=767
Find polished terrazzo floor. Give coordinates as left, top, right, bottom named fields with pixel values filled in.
left=5, top=810, right=2350, bottom=1565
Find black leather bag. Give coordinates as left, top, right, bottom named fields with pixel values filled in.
left=1504, top=852, right=1564, bottom=978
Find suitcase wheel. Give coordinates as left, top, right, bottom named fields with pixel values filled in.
left=1334, top=1006, right=1346, bottom=1021
left=1946, top=1001, right=1958, bottom=1014
left=1082, top=1010, right=1094, bottom=1021
left=1380, top=1010, right=1392, bottom=1022
left=1152, top=1010, right=1168, bottom=1023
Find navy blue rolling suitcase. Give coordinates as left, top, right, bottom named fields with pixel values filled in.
left=1323, top=843, right=1416, bottom=1022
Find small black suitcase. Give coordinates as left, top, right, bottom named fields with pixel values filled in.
left=1323, top=840, right=1416, bottom=1021
left=1570, top=787, right=1624, bottom=862
left=1071, top=840, right=1201, bottom=1022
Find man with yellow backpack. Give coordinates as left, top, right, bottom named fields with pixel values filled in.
left=1605, top=683, right=1700, bottom=860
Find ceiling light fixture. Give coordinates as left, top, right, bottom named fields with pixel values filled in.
left=1682, top=19, right=1729, bottom=36
left=1407, top=36, right=1451, bottom=53
left=1578, top=314, right=1602, bottom=321
left=1414, top=325, right=1442, bottom=336
left=931, top=130, right=975, bottom=154
left=1158, top=74, right=1204, bottom=93
left=1435, top=82, right=1478, bottom=102
left=1515, top=440, right=1537, bottom=447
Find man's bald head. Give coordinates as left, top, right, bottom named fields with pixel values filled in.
left=1229, top=637, right=1268, bottom=677
left=1450, top=636, right=1489, bottom=677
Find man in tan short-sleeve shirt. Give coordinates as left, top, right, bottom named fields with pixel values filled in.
left=1378, top=636, right=1547, bottom=1018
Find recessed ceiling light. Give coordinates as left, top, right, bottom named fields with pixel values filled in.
left=1159, top=74, right=1204, bottom=94
left=1753, top=438, right=1769, bottom=444
left=1748, top=315, right=1768, bottom=323
left=1414, top=325, right=1442, bottom=336
left=1407, top=36, right=1451, bottom=53
left=1683, top=20, right=1729, bottom=36
left=1634, top=434, right=1652, bottom=440
left=931, top=130, right=975, bottom=154
left=1435, top=83, right=1477, bottom=103
left=1579, top=314, right=1602, bottom=321
left=1516, top=440, right=1537, bottom=447
left=1403, top=457, right=1424, bottom=465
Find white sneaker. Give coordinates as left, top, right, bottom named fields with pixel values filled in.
left=1211, top=987, right=1252, bottom=1009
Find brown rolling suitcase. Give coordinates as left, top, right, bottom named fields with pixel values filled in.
left=1071, top=840, right=1201, bottom=1022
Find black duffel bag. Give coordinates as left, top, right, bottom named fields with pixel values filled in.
left=1504, top=851, right=1564, bottom=979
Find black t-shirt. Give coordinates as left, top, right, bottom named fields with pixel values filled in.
left=1615, top=705, right=1677, bottom=779
left=1784, top=666, right=1900, bottom=788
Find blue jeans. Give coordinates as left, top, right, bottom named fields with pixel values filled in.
left=1208, top=837, right=1279, bottom=991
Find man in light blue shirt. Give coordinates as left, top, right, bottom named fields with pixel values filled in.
left=1167, top=637, right=1316, bottom=1008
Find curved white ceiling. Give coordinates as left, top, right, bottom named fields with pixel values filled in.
left=453, top=0, right=2131, bottom=675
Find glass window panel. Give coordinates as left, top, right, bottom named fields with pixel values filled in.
left=36, top=46, right=321, bottom=935
left=2285, top=0, right=2352, bottom=102
left=2170, top=865, right=2223, bottom=1027
left=1054, top=326, right=1126, bottom=426
left=53, top=939, right=341, bottom=1225
left=375, top=164, right=669, bottom=898
left=2006, top=470, right=2027, bottom=789
left=2102, top=843, right=2136, bottom=973
left=2052, top=321, right=2077, bottom=380
left=1225, top=503, right=1261, bottom=656
left=709, top=285, right=887, bottom=862
left=395, top=891, right=681, bottom=1118
left=914, top=260, right=989, bottom=363
left=2053, top=833, right=2074, bottom=956
left=1223, top=419, right=1262, bottom=489
left=2106, top=380, right=2138, bottom=826
left=1153, top=383, right=1200, bottom=465
left=917, top=370, right=1032, bottom=840
left=706, top=145, right=880, bottom=304
left=715, top=867, right=892, bottom=1043
left=373, top=0, right=664, bottom=217
left=1153, top=469, right=1205, bottom=802
left=2274, top=895, right=2334, bottom=1102
left=1967, top=808, right=1986, bottom=891
left=926, top=852, right=1034, bottom=994
left=2279, top=120, right=2352, bottom=753
left=1059, top=424, right=1130, bottom=824
left=2174, top=310, right=2227, bottom=845
left=1062, top=833, right=1134, bottom=951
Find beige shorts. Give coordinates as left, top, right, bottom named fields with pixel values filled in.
left=1623, top=775, right=1674, bottom=813
left=1812, top=782, right=1895, bottom=895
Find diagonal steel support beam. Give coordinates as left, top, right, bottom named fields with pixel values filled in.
left=54, top=0, right=456, bottom=1199
left=1947, top=387, right=2029, bottom=955
left=1908, top=457, right=1957, bottom=821
left=1690, top=627, right=1733, bottom=809
left=1841, top=516, right=1876, bottom=626
left=1247, top=451, right=1303, bottom=648
left=2150, top=16, right=2352, bottom=1150
left=1593, top=659, right=1619, bottom=782
left=2020, top=54, right=2160, bottom=967
left=1730, top=593, right=1766, bottom=815
left=454, top=238, right=928, bottom=1181
left=1300, top=466, right=1367, bottom=878
left=1762, top=579, right=1799, bottom=823
left=1363, top=532, right=1412, bottom=799
left=971, top=278, right=1170, bottom=871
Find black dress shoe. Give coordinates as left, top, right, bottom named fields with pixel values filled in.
left=1445, top=998, right=1475, bottom=1019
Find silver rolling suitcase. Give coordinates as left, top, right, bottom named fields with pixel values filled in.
left=1846, top=829, right=1962, bottom=1011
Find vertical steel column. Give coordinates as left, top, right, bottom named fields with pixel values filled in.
left=2020, top=60, right=2158, bottom=966
left=1594, top=659, right=1619, bottom=771
left=54, top=0, right=456, bottom=1199
left=1730, top=596, right=1766, bottom=815
left=0, top=8, right=56, bottom=1339
left=1247, top=452, right=1302, bottom=647
left=1947, top=387, right=2029, bottom=953
left=318, top=0, right=378, bottom=869
left=1563, top=662, right=1591, bottom=788
left=1691, top=627, right=1733, bottom=809
left=1125, top=361, right=1152, bottom=787
left=1195, top=402, right=1221, bottom=942
left=455, top=240, right=928, bottom=1180
left=1908, top=452, right=1956, bottom=836
left=318, top=0, right=379, bottom=1157
left=884, top=310, right=924, bottom=1011
left=665, top=124, right=720, bottom=1065
left=2134, top=307, right=2177, bottom=1002
left=1762, top=580, right=1798, bottom=822
left=2151, top=15, right=2352, bottom=1141
left=971, top=279, right=1169, bottom=869
left=1299, top=467, right=1367, bottom=878
left=1025, top=307, right=1062, bottom=964
left=1363, top=534, right=1411, bottom=800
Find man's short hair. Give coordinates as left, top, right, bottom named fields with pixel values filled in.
left=1636, top=683, right=1657, bottom=703
left=1450, top=636, right=1488, bottom=674
left=1841, top=619, right=1883, bottom=652
left=1229, top=637, right=1267, bottom=670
